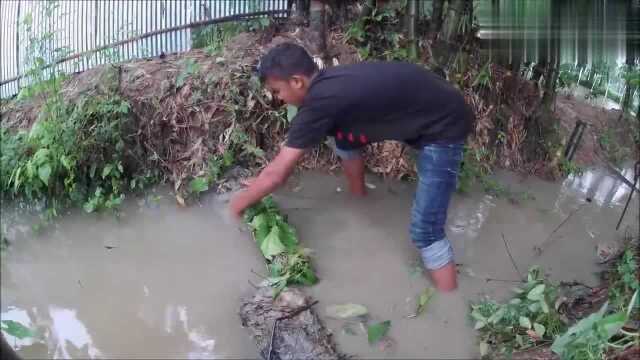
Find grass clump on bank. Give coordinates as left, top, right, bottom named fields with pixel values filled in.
left=471, top=248, right=640, bottom=359
left=1, top=74, right=158, bottom=218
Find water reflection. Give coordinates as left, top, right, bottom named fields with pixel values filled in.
left=560, top=164, right=634, bottom=208
left=49, top=307, right=102, bottom=359
left=2, top=303, right=218, bottom=359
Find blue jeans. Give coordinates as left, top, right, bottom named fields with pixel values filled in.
left=411, top=143, right=463, bottom=270
left=331, top=140, right=463, bottom=270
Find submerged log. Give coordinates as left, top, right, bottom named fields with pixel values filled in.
left=239, top=287, right=341, bottom=360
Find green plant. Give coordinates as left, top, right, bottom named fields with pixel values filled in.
left=608, top=248, right=640, bottom=313
left=558, top=63, right=579, bottom=90
left=559, top=158, right=584, bottom=177
left=470, top=267, right=566, bottom=358
left=597, top=127, right=629, bottom=166
left=345, top=6, right=412, bottom=61
left=1, top=85, right=155, bottom=218
left=244, top=196, right=318, bottom=293
left=1, top=320, right=35, bottom=340
left=176, top=58, right=201, bottom=89
left=551, top=291, right=638, bottom=360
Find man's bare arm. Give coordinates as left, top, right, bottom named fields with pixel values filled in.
left=229, top=146, right=305, bottom=217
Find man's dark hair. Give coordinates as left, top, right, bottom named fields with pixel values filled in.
left=257, top=43, right=318, bottom=81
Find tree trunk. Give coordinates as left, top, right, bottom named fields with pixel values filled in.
left=308, top=0, right=328, bottom=59
left=442, top=0, right=469, bottom=43
left=541, top=60, right=560, bottom=109
left=406, top=0, right=418, bottom=60
left=431, top=0, right=445, bottom=34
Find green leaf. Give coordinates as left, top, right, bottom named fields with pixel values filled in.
left=474, top=320, right=487, bottom=330
left=326, top=304, right=368, bottom=319
left=60, top=155, right=72, bottom=171
left=519, top=316, right=532, bottom=329
left=527, top=284, right=546, bottom=301
left=540, top=299, right=549, bottom=313
left=367, top=320, right=391, bottom=344
left=533, top=323, right=546, bottom=338
left=416, top=288, right=435, bottom=315
left=1, top=320, right=34, bottom=339
left=278, top=222, right=298, bottom=249
left=487, top=307, right=505, bottom=324
left=551, top=302, right=608, bottom=355
left=102, top=164, right=113, bottom=179
left=90, top=163, right=97, bottom=178
left=598, top=312, right=627, bottom=338
left=260, top=226, right=285, bottom=260
left=83, top=199, right=97, bottom=213
left=188, top=177, right=209, bottom=193
left=470, top=309, right=487, bottom=322
left=38, top=163, right=52, bottom=185
left=250, top=214, right=270, bottom=244
left=511, top=287, right=525, bottom=294
left=479, top=341, right=489, bottom=357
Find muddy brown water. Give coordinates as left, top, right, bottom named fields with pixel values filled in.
left=1, top=164, right=638, bottom=359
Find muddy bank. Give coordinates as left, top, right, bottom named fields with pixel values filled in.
left=555, top=93, right=639, bottom=167
left=1, top=164, right=637, bottom=358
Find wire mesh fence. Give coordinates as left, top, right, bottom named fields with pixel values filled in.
left=0, top=0, right=288, bottom=98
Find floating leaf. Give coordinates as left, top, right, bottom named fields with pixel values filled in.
left=326, top=304, right=368, bottom=319
left=188, top=177, right=209, bottom=193
left=1, top=320, right=34, bottom=339
left=260, top=226, right=285, bottom=260
left=416, top=288, right=435, bottom=316
left=367, top=320, right=391, bottom=344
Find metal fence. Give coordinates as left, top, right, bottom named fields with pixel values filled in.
left=0, top=0, right=288, bottom=98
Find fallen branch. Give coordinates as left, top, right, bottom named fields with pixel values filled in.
left=534, top=204, right=586, bottom=256
left=502, top=232, right=523, bottom=281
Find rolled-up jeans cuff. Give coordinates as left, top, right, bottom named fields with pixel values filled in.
left=420, top=238, right=454, bottom=270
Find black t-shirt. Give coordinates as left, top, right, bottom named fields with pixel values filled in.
left=285, top=61, right=473, bottom=151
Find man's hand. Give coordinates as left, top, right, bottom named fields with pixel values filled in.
left=227, top=146, right=305, bottom=218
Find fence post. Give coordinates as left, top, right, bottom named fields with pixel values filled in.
left=16, top=0, right=21, bottom=90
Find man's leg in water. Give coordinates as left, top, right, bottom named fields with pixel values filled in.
left=330, top=139, right=366, bottom=196
left=410, top=143, right=463, bottom=292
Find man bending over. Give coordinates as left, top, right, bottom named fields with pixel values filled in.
left=229, top=43, right=473, bottom=291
